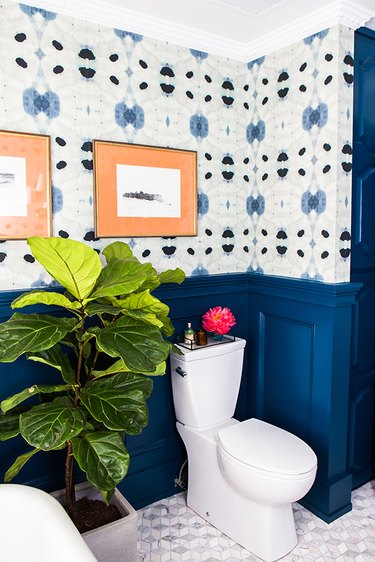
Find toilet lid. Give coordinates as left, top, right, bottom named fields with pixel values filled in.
left=218, top=418, right=317, bottom=476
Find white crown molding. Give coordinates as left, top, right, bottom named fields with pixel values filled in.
left=6, top=0, right=375, bottom=62
left=245, top=0, right=375, bottom=62
left=338, top=0, right=375, bottom=29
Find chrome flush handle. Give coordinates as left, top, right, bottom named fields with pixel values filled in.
left=175, top=366, right=187, bottom=377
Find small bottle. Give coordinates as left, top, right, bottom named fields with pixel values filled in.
left=184, top=322, right=195, bottom=345
left=196, top=330, right=207, bottom=346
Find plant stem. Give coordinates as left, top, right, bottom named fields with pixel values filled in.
left=65, top=442, right=76, bottom=515
left=76, top=336, right=85, bottom=386
left=87, top=349, right=99, bottom=380
left=66, top=310, right=85, bottom=510
left=74, top=313, right=86, bottom=404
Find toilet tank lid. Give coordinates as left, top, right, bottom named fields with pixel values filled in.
left=171, top=336, right=246, bottom=362
left=218, top=418, right=317, bottom=476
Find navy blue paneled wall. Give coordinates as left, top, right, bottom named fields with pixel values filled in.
left=349, top=27, right=375, bottom=490
left=0, top=274, right=361, bottom=521
left=0, top=292, right=69, bottom=492
left=246, top=275, right=361, bottom=522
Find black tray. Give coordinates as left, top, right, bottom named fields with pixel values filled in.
left=176, top=333, right=236, bottom=351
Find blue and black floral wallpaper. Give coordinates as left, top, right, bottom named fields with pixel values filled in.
left=0, top=0, right=354, bottom=289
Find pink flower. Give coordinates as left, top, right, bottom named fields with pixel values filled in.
left=202, top=306, right=236, bottom=335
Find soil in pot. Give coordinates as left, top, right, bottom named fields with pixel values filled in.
left=69, top=497, right=122, bottom=533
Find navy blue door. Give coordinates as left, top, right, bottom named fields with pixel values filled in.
left=350, top=27, right=375, bottom=488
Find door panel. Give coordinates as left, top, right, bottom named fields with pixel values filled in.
left=350, top=28, right=375, bottom=489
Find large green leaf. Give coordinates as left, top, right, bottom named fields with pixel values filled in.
left=19, top=397, right=87, bottom=450
left=28, top=237, right=102, bottom=301
left=136, top=270, right=160, bottom=292
left=123, top=309, right=164, bottom=329
left=92, top=359, right=166, bottom=378
left=159, top=316, right=175, bottom=336
left=158, top=267, right=186, bottom=285
left=80, top=372, right=152, bottom=432
left=0, top=313, right=78, bottom=363
left=88, top=259, right=153, bottom=301
left=135, top=266, right=184, bottom=294
left=26, top=344, right=76, bottom=384
left=117, top=290, right=170, bottom=318
left=11, top=291, right=81, bottom=313
left=4, top=448, right=40, bottom=482
left=1, top=383, right=73, bottom=414
left=120, top=309, right=174, bottom=336
left=143, top=361, right=166, bottom=376
left=72, top=431, right=130, bottom=499
left=102, top=241, right=133, bottom=262
left=0, top=411, right=21, bottom=441
left=95, top=315, right=170, bottom=372
left=84, top=301, right=122, bottom=318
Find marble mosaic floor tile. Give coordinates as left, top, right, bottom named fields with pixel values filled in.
left=138, top=480, right=375, bottom=561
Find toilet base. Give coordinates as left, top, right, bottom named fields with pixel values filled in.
left=178, top=420, right=298, bottom=562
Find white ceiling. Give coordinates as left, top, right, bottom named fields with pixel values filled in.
left=8, top=0, right=375, bottom=61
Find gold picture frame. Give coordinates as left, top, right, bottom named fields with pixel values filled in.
left=93, top=140, right=197, bottom=237
left=0, top=130, right=51, bottom=239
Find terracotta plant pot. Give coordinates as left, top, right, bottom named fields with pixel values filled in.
left=52, top=482, right=138, bottom=562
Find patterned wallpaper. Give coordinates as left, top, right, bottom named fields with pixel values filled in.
left=0, top=1, right=354, bottom=289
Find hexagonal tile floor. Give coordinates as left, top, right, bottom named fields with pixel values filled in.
left=138, top=480, right=375, bottom=561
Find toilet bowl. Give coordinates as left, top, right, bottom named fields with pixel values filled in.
left=218, top=418, right=317, bottom=505
left=170, top=337, right=317, bottom=562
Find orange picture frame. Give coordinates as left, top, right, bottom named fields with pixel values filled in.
left=93, top=141, right=197, bottom=237
left=0, top=130, right=51, bottom=240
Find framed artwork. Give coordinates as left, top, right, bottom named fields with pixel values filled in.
left=93, top=141, right=197, bottom=237
left=0, top=130, right=51, bottom=239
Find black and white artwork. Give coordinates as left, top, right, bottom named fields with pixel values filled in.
left=0, top=156, right=27, bottom=217
left=116, top=164, right=181, bottom=218
left=0, top=172, right=15, bottom=189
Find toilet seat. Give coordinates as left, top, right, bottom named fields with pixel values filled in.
left=218, top=418, right=317, bottom=476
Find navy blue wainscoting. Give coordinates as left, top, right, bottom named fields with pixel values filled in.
left=246, top=274, right=361, bottom=523
left=0, top=291, right=68, bottom=492
left=0, top=274, right=361, bottom=518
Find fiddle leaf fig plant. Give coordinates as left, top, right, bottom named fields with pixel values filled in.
left=0, top=236, right=185, bottom=514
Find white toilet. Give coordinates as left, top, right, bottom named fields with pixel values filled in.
left=170, top=336, right=317, bottom=562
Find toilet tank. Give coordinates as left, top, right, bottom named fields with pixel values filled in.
left=170, top=337, right=246, bottom=428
